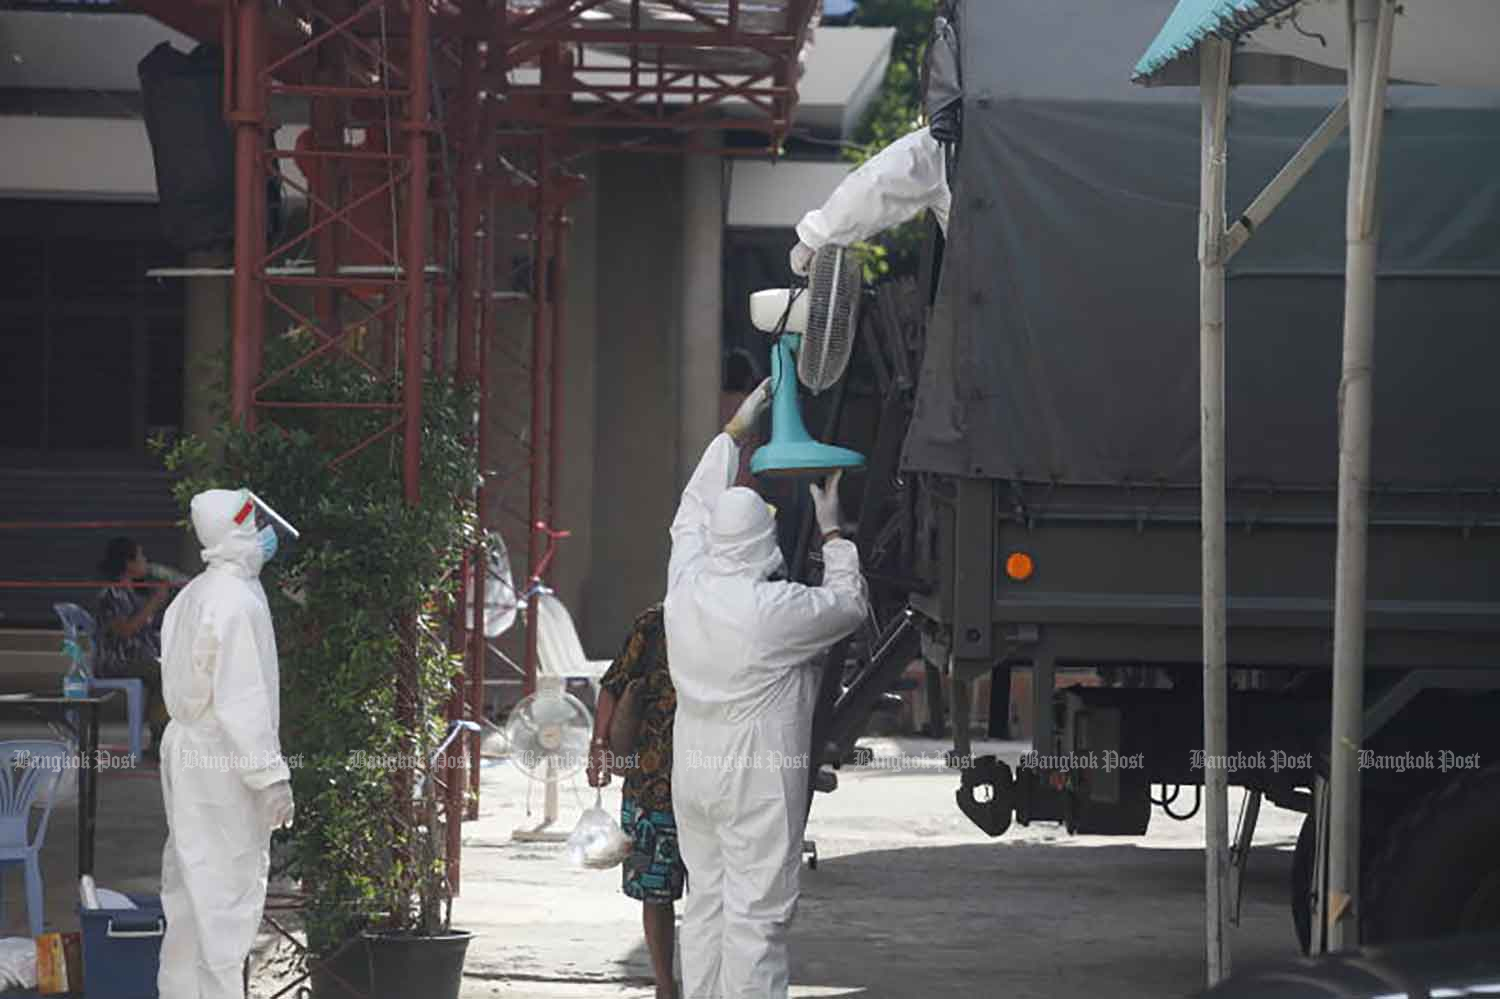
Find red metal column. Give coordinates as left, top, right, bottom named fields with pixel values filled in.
left=229, top=0, right=266, bottom=426
left=522, top=127, right=551, bottom=699
left=402, top=0, right=431, bottom=505
left=547, top=200, right=566, bottom=535
left=456, top=0, right=484, bottom=385
left=444, top=3, right=488, bottom=890
left=468, top=173, right=497, bottom=822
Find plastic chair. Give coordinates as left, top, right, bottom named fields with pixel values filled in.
left=53, top=603, right=146, bottom=764
left=533, top=592, right=612, bottom=699
left=0, top=740, right=69, bottom=937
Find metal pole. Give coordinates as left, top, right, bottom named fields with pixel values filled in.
left=402, top=0, right=431, bottom=506
left=523, top=128, right=552, bottom=699
left=447, top=553, right=467, bottom=893
left=1198, top=36, right=1232, bottom=986
left=548, top=201, right=567, bottom=536
left=457, top=1, right=483, bottom=385
left=468, top=171, right=497, bottom=822
left=1327, top=0, right=1393, bottom=951
left=229, top=0, right=265, bottom=427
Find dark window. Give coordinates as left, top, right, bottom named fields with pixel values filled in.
left=0, top=201, right=184, bottom=463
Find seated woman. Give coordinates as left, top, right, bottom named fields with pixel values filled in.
left=588, top=604, right=684, bottom=999
left=93, top=537, right=171, bottom=758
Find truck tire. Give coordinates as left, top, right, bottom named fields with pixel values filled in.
left=1291, top=815, right=1313, bottom=954
left=1362, top=763, right=1500, bottom=943
left=1290, top=798, right=1393, bottom=954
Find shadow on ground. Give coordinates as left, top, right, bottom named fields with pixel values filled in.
left=612, top=841, right=1299, bottom=999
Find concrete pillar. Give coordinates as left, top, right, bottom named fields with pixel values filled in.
left=179, top=247, right=233, bottom=570
left=676, top=142, right=725, bottom=487
left=586, top=153, right=684, bottom=647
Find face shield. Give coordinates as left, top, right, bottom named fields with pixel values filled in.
left=232, top=490, right=301, bottom=565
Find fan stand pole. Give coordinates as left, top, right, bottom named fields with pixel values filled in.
left=510, top=760, right=568, bottom=842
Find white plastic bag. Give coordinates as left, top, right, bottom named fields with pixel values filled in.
left=0, top=937, right=37, bottom=991
left=566, top=792, right=633, bottom=870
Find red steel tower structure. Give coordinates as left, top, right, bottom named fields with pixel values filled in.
left=124, top=0, right=819, bottom=889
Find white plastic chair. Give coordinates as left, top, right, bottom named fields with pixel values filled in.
left=0, top=740, right=69, bottom=936
left=53, top=603, right=146, bottom=764
left=533, top=592, right=612, bottom=698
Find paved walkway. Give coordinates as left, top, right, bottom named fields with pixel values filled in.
left=0, top=726, right=1308, bottom=999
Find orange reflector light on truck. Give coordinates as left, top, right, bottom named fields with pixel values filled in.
left=1005, top=552, right=1035, bottom=582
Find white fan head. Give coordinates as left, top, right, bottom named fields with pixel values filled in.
left=503, top=688, right=592, bottom=782
left=750, top=288, right=808, bottom=335
left=748, top=245, right=859, bottom=394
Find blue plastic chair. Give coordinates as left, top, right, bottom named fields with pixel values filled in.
left=0, top=739, right=69, bottom=937
left=53, top=603, right=146, bottom=764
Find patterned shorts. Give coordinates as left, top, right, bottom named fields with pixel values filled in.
left=620, top=798, right=686, bottom=904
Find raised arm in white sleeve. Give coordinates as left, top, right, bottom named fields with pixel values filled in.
left=753, top=538, right=869, bottom=667
left=795, top=127, right=951, bottom=252
left=667, top=432, right=740, bottom=593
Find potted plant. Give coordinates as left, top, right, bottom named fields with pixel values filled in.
left=159, top=329, right=480, bottom=999
left=361, top=627, right=474, bottom=999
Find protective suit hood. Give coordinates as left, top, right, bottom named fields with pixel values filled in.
left=191, top=488, right=266, bottom=578
left=707, top=487, right=784, bottom=580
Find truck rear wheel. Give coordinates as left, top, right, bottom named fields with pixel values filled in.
left=1363, top=763, right=1500, bottom=943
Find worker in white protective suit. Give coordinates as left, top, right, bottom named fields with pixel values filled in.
left=665, top=382, right=869, bottom=999
left=158, top=488, right=295, bottom=999
left=789, top=125, right=951, bottom=277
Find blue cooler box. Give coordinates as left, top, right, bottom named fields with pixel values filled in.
left=77, top=894, right=165, bottom=999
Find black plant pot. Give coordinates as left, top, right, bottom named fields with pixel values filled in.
left=310, top=937, right=371, bottom=999
left=363, top=929, right=473, bottom=999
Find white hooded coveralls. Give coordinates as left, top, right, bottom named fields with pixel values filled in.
left=158, top=489, right=291, bottom=999
left=795, top=126, right=951, bottom=251
left=665, top=434, right=868, bottom=999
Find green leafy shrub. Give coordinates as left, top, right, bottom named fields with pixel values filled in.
left=157, top=327, right=479, bottom=954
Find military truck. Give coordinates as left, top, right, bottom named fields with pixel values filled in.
left=812, top=0, right=1500, bottom=951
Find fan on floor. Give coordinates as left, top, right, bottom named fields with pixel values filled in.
left=506, top=676, right=592, bottom=844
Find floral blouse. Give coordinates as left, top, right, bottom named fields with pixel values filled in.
left=93, top=586, right=161, bottom=676
left=598, top=604, right=677, bottom=814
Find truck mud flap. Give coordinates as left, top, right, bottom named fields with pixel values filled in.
left=956, top=755, right=1015, bottom=837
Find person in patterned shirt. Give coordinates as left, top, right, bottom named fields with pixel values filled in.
left=93, top=537, right=172, bottom=758
left=587, top=604, right=683, bottom=999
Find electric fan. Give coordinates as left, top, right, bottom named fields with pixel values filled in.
left=506, top=671, right=592, bottom=843
left=504, top=684, right=592, bottom=785
left=748, top=244, right=866, bottom=477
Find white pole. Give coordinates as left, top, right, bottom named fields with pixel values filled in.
left=1199, top=36, right=1233, bottom=986
left=1326, top=0, right=1394, bottom=952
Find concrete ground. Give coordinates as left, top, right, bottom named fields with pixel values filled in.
left=450, top=736, right=1306, bottom=999
left=0, top=725, right=1308, bottom=999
